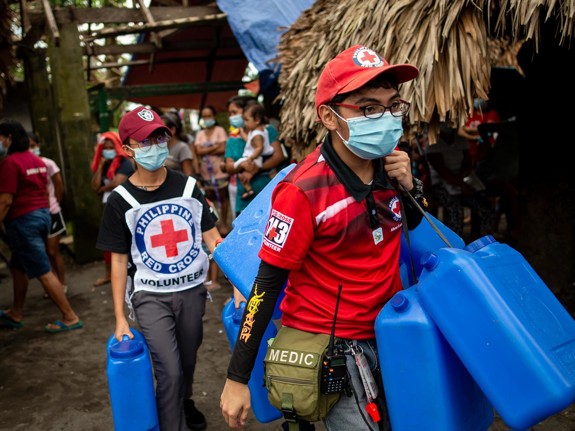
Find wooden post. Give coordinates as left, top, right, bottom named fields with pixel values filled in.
left=21, top=50, right=62, bottom=169
left=47, top=21, right=102, bottom=264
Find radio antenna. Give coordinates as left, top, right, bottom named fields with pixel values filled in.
left=327, top=284, right=343, bottom=357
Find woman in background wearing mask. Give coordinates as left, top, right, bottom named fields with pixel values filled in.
left=160, top=111, right=196, bottom=177
left=96, top=106, right=222, bottom=431
left=90, top=131, right=134, bottom=287
left=193, top=105, right=230, bottom=235
left=0, top=120, right=82, bottom=333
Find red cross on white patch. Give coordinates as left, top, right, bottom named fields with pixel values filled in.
left=353, top=47, right=384, bottom=68
left=150, top=219, right=189, bottom=258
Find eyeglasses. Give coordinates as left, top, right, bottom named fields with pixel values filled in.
left=332, top=100, right=410, bottom=119
left=133, top=133, right=170, bottom=152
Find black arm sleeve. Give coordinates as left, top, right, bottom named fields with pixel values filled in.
left=226, top=260, right=289, bottom=384
left=401, top=177, right=427, bottom=230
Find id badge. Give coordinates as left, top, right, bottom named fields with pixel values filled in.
left=372, top=227, right=383, bottom=245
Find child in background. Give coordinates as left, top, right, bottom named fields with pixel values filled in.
left=235, top=103, right=274, bottom=200
left=28, top=132, right=68, bottom=297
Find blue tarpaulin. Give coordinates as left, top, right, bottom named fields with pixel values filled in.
left=216, top=0, right=315, bottom=78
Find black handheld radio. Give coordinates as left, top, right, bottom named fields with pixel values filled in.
left=320, top=284, right=348, bottom=394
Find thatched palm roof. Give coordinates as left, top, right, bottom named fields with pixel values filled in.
left=277, top=0, right=574, bottom=151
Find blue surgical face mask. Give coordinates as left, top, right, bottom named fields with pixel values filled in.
left=132, top=144, right=169, bottom=171
left=0, top=141, right=5, bottom=156
left=201, top=118, right=216, bottom=128
left=30, top=148, right=41, bottom=156
left=102, top=149, right=116, bottom=160
left=229, top=114, right=244, bottom=129
left=331, top=109, right=403, bottom=160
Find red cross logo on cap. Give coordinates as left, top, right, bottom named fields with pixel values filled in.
left=137, top=109, right=155, bottom=122
left=353, top=47, right=384, bottom=68
left=150, top=219, right=189, bottom=258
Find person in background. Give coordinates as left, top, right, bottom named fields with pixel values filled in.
left=234, top=103, right=275, bottom=200
left=220, top=44, right=426, bottom=430
left=457, top=98, right=501, bottom=167
left=0, top=120, right=82, bottom=333
left=28, top=131, right=68, bottom=297
left=476, top=117, right=521, bottom=244
left=224, top=96, right=287, bottom=217
left=194, top=105, right=231, bottom=236
left=90, top=131, right=134, bottom=287
left=161, top=111, right=195, bottom=177
left=426, top=124, right=495, bottom=241
left=97, top=106, right=222, bottom=431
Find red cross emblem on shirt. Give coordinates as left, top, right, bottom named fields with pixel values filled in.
left=150, top=219, right=189, bottom=258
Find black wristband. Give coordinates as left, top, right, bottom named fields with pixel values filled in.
left=407, top=177, right=428, bottom=209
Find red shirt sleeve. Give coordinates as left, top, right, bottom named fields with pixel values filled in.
left=258, top=182, right=314, bottom=270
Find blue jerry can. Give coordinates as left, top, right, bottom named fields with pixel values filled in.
left=106, top=328, right=159, bottom=431
left=376, top=286, right=494, bottom=431
left=418, top=235, right=575, bottom=430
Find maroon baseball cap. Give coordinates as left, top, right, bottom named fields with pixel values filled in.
left=315, top=45, right=419, bottom=113
left=118, top=106, right=172, bottom=143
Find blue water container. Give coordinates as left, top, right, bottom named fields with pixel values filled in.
left=376, top=287, right=494, bottom=431
left=418, top=235, right=575, bottom=430
left=399, top=261, right=410, bottom=289
left=399, top=212, right=465, bottom=287
left=221, top=299, right=282, bottom=423
left=214, top=164, right=295, bottom=310
left=106, top=328, right=159, bottom=431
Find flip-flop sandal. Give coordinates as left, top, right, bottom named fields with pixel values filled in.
left=0, top=310, right=24, bottom=329
left=45, top=320, right=84, bottom=333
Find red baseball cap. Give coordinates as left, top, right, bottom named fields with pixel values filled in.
left=315, top=45, right=419, bottom=113
left=118, top=106, right=172, bottom=143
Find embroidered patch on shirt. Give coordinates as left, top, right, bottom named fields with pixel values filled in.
left=389, top=196, right=402, bottom=222
left=263, top=209, right=293, bottom=252
left=372, top=227, right=384, bottom=245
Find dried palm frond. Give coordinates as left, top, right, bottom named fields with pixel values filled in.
left=488, top=37, right=526, bottom=75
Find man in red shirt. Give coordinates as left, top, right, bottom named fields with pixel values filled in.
left=0, top=120, right=82, bottom=333
left=220, top=45, right=426, bottom=430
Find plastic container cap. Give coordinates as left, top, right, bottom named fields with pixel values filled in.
left=110, top=339, right=144, bottom=359
left=390, top=293, right=409, bottom=313
left=465, top=235, right=497, bottom=253
left=421, top=252, right=440, bottom=271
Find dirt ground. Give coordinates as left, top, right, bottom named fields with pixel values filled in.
left=1, top=255, right=575, bottom=431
